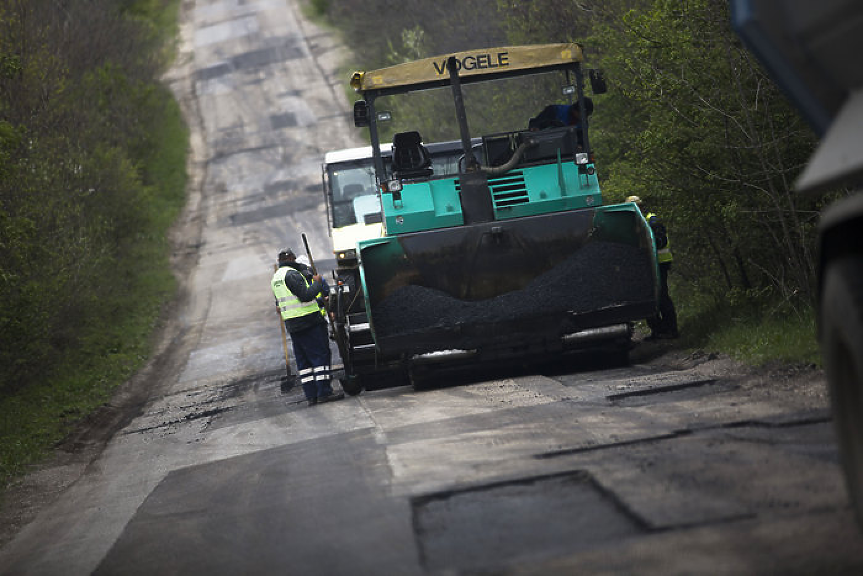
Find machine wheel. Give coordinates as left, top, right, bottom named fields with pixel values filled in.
left=605, top=343, right=630, bottom=367
left=340, top=376, right=363, bottom=396
left=409, top=367, right=434, bottom=391
left=822, top=256, right=863, bottom=529
left=615, top=347, right=630, bottom=367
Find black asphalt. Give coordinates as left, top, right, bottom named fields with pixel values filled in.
left=94, top=429, right=421, bottom=576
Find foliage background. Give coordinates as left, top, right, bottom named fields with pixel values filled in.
left=0, top=0, right=187, bottom=483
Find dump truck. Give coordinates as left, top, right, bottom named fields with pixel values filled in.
left=322, top=144, right=388, bottom=270
left=732, top=0, right=863, bottom=529
left=331, top=43, right=660, bottom=394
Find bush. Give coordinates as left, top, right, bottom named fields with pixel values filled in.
left=0, top=0, right=186, bottom=484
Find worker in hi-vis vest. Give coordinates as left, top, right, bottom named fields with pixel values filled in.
left=627, top=196, right=679, bottom=340
left=271, top=247, right=344, bottom=406
left=296, top=254, right=329, bottom=317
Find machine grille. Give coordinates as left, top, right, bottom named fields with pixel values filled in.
left=488, top=171, right=528, bottom=208
left=455, top=171, right=530, bottom=209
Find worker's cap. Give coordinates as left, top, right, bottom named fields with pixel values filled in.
left=625, top=195, right=643, bottom=206
left=277, top=247, right=295, bottom=264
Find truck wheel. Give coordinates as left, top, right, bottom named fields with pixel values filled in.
left=822, top=256, right=863, bottom=529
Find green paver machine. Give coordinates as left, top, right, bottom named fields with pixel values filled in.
left=331, top=44, right=659, bottom=393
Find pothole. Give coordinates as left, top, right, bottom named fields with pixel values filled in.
left=607, top=378, right=738, bottom=406
left=412, top=471, right=644, bottom=573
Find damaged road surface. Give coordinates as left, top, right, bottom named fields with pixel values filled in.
left=0, top=1, right=861, bottom=574
left=8, top=350, right=861, bottom=575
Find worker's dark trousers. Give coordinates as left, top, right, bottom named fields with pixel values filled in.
left=647, top=263, right=679, bottom=336
left=289, top=322, right=333, bottom=400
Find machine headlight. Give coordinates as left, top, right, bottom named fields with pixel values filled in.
left=575, top=153, right=589, bottom=165
left=337, top=249, right=357, bottom=260
left=387, top=179, right=402, bottom=193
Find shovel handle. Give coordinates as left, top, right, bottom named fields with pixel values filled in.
left=301, top=233, right=317, bottom=276
left=274, top=263, right=293, bottom=377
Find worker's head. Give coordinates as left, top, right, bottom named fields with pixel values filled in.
left=626, top=195, right=643, bottom=207
left=277, top=248, right=296, bottom=266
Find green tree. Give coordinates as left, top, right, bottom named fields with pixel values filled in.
left=0, top=0, right=182, bottom=395
left=589, top=0, right=821, bottom=308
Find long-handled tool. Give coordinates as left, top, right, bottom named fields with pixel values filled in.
left=302, top=231, right=332, bottom=320
left=301, top=233, right=317, bottom=275
left=273, top=263, right=295, bottom=392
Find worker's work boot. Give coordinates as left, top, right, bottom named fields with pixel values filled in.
left=307, top=397, right=318, bottom=407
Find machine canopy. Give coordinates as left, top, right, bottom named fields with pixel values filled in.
left=351, top=43, right=584, bottom=94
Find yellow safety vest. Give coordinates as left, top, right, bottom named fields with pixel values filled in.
left=271, top=267, right=321, bottom=320
left=646, top=212, right=673, bottom=264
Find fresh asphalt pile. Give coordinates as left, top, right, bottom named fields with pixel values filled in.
left=372, top=240, right=653, bottom=339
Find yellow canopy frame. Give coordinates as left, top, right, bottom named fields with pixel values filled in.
left=351, top=43, right=584, bottom=93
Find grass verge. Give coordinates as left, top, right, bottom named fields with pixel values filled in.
left=673, top=280, right=821, bottom=367
left=698, top=309, right=820, bottom=366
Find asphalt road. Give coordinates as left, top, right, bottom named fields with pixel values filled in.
left=1, top=1, right=861, bottom=574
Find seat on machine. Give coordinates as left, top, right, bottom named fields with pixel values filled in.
left=392, top=131, right=433, bottom=180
